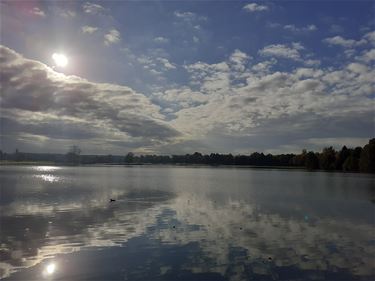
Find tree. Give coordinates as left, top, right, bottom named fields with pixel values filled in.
left=335, top=146, right=350, bottom=170
left=359, top=138, right=375, bottom=173
left=305, top=151, right=319, bottom=170
left=292, top=149, right=307, bottom=166
left=319, top=147, right=336, bottom=170
left=343, top=155, right=359, bottom=172
left=124, top=152, right=135, bottom=163
left=66, top=145, right=81, bottom=165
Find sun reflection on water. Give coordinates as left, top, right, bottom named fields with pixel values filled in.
left=36, top=174, right=60, bottom=183
left=34, top=166, right=61, bottom=172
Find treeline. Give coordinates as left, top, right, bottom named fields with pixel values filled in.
left=1, top=139, right=374, bottom=173
left=121, top=138, right=374, bottom=173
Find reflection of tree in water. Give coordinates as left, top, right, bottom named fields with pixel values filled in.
left=0, top=190, right=175, bottom=279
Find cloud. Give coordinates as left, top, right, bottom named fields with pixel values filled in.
left=357, top=49, right=375, bottom=63
left=82, top=2, right=106, bottom=15
left=0, top=45, right=181, bottom=153
left=243, top=3, right=268, bottom=12
left=157, top=58, right=176, bottom=70
left=137, top=55, right=176, bottom=75
left=81, top=25, right=98, bottom=34
left=323, top=35, right=367, bottom=48
left=104, top=29, right=121, bottom=45
left=30, top=7, right=45, bottom=17
left=163, top=44, right=374, bottom=152
left=283, top=24, right=317, bottom=32
left=153, top=87, right=209, bottom=111
left=154, top=37, right=169, bottom=44
left=259, top=43, right=303, bottom=60
left=174, top=11, right=207, bottom=22
left=364, top=30, right=375, bottom=45
left=229, top=49, right=251, bottom=72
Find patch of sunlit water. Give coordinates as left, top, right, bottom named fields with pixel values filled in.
left=34, top=166, right=61, bottom=172
left=35, top=174, right=60, bottom=183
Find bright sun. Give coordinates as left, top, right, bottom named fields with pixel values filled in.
left=52, top=53, right=68, bottom=67
left=45, top=263, right=56, bottom=275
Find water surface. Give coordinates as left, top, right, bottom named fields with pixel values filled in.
left=0, top=165, right=374, bottom=280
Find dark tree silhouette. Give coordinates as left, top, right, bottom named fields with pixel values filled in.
left=335, top=146, right=350, bottom=170
left=319, top=147, right=336, bottom=170
left=66, top=145, right=81, bottom=165
left=359, top=139, right=375, bottom=173
left=305, top=151, right=319, bottom=170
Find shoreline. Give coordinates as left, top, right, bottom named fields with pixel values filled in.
left=1, top=161, right=372, bottom=174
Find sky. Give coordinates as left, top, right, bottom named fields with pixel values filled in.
left=0, top=1, right=374, bottom=155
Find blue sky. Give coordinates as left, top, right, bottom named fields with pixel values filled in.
left=0, top=1, right=374, bottom=154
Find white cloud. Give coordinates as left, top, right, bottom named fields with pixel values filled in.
left=304, top=59, right=321, bottom=67
left=81, top=25, right=98, bottom=34
left=243, top=3, right=268, bottom=12
left=174, top=11, right=207, bottom=22
left=153, top=87, right=208, bottom=110
left=259, top=43, right=303, bottom=60
left=251, top=59, right=277, bottom=75
left=364, top=30, right=375, bottom=45
left=323, top=35, right=367, bottom=48
left=104, top=29, right=121, bottom=45
left=165, top=44, right=374, bottom=152
left=137, top=55, right=176, bottom=74
left=30, top=7, right=45, bottom=17
left=284, top=24, right=317, bottom=32
left=157, top=58, right=176, bottom=70
left=154, top=37, right=169, bottom=44
left=229, top=49, right=251, bottom=72
left=357, top=49, right=375, bottom=63
left=82, top=2, right=106, bottom=15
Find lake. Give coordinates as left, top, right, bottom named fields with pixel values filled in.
left=0, top=165, right=374, bottom=280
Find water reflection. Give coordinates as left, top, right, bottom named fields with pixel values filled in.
left=33, top=166, right=61, bottom=172
left=35, top=174, right=60, bottom=183
left=0, top=166, right=374, bottom=280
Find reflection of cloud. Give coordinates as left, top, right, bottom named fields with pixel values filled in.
left=154, top=194, right=375, bottom=279
left=0, top=189, right=175, bottom=279
left=30, top=7, right=45, bottom=17
left=1, top=167, right=374, bottom=280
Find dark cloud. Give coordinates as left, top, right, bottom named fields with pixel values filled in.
left=0, top=46, right=181, bottom=153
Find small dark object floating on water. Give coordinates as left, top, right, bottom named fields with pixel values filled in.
left=109, top=199, right=116, bottom=202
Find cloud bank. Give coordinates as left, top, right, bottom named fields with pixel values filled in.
left=1, top=30, right=374, bottom=154
left=0, top=46, right=180, bottom=153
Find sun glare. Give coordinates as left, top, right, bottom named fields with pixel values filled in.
left=45, top=263, right=56, bottom=275
left=52, top=53, right=68, bottom=67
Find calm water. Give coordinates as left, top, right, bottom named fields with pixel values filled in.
left=0, top=165, right=374, bottom=281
